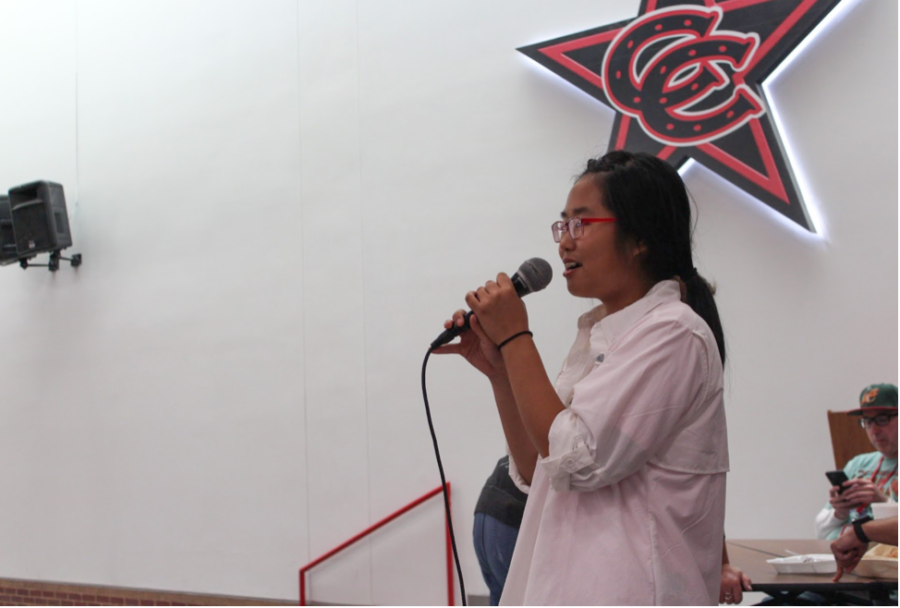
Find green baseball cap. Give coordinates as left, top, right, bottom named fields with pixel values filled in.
left=846, top=383, right=899, bottom=416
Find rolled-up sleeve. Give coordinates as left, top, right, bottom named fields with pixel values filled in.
left=540, top=409, right=604, bottom=491
left=538, top=317, right=718, bottom=492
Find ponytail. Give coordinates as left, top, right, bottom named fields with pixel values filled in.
left=682, top=273, right=726, bottom=365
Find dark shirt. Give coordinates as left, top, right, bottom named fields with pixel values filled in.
left=474, top=456, right=528, bottom=528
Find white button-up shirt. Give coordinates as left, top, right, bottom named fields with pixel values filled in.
left=502, top=281, right=729, bottom=606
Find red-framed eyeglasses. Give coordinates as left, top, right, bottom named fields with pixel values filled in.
left=551, top=217, right=616, bottom=243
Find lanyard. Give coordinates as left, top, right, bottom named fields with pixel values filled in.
left=854, top=456, right=898, bottom=515
left=871, top=456, right=898, bottom=492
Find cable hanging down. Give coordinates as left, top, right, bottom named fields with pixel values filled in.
left=420, top=257, right=552, bottom=605
left=421, top=347, right=467, bottom=606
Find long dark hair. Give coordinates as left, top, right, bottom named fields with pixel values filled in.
left=580, top=150, right=726, bottom=364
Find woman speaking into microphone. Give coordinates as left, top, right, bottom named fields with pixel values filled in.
left=435, top=150, right=729, bottom=605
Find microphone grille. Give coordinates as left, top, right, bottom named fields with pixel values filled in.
left=516, top=257, right=553, bottom=295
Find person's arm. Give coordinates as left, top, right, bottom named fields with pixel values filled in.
left=817, top=458, right=863, bottom=538
left=839, top=478, right=890, bottom=507
left=489, top=371, right=540, bottom=485
left=720, top=543, right=752, bottom=604
left=462, top=275, right=715, bottom=493
left=859, top=516, right=898, bottom=545
left=831, top=516, right=898, bottom=581
left=467, top=276, right=704, bottom=492
left=433, top=306, right=544, bottom=485
left=462, top=274, right=566, bottom=462
left=828, top=485, right=857, bottom=521
left=499, top=336, right=564, bottom=459
left=538, top=317, right=715, bottom=492
left=814, top=504, right=847, bottom=539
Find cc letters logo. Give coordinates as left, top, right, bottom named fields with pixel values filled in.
left=604, top=7, right=764, bottom=145
left=518, top=0, right=847, bottom=232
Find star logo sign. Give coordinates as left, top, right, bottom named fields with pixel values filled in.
left=518, top=0, right=846, bottom=232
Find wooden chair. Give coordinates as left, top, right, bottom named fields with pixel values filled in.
left=827, top=410, right=874, bottom=470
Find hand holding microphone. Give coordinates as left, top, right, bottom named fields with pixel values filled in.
left=466, top=272, right=531, bottom=346
left=431, top=258, right=552, bottom=377
left=434, top=308, right=508, bottom=379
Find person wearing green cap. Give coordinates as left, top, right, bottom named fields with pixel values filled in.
left=814, top=383, right=898, bottom=540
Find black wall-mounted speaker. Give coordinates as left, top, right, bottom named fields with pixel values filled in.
left=7, top=181, right=72, bottom=258
left=0, top=195, right=20, bottom=265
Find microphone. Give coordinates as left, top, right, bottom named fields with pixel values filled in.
left=430, top=257, right=553, bottom=350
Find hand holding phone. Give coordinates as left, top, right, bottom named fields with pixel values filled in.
left=826, top=470, right=849, bottom=494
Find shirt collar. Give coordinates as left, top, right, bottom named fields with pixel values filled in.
left=589, top=280, right=682, bottom=344
left=576, top=304, right=606, bottom=330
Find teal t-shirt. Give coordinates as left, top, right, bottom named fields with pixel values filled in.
left=823, top=451, right=898, bottom=540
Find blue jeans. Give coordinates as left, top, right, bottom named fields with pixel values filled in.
left=473, top=513, right=520, bottom=606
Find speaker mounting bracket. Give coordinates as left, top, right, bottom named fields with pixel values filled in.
left=19, top=250, right=82, bottom=271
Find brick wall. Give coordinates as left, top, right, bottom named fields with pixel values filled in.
left=0, top=579, right=294, bottom=606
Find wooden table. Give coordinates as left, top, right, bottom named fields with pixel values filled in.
left=726, top=539, right=897, bottom=604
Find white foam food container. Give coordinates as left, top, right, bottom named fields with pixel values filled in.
left=767, top=554, right=837, bottom=574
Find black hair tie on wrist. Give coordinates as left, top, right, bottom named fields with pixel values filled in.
left=498, top=330, right=533, bottom=350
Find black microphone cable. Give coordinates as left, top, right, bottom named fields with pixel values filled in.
left=421, top=346, right=467, bottom=606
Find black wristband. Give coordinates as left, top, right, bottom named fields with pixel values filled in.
left=852, top=516, right=872, bottom=544
left=497, top=330, right=533, bottom=350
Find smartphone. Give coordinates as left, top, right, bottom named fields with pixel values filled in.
left=826, top=470, right=849, bottom=494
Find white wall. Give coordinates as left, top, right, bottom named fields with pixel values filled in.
left=0, top=0, right=894, bottom=604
